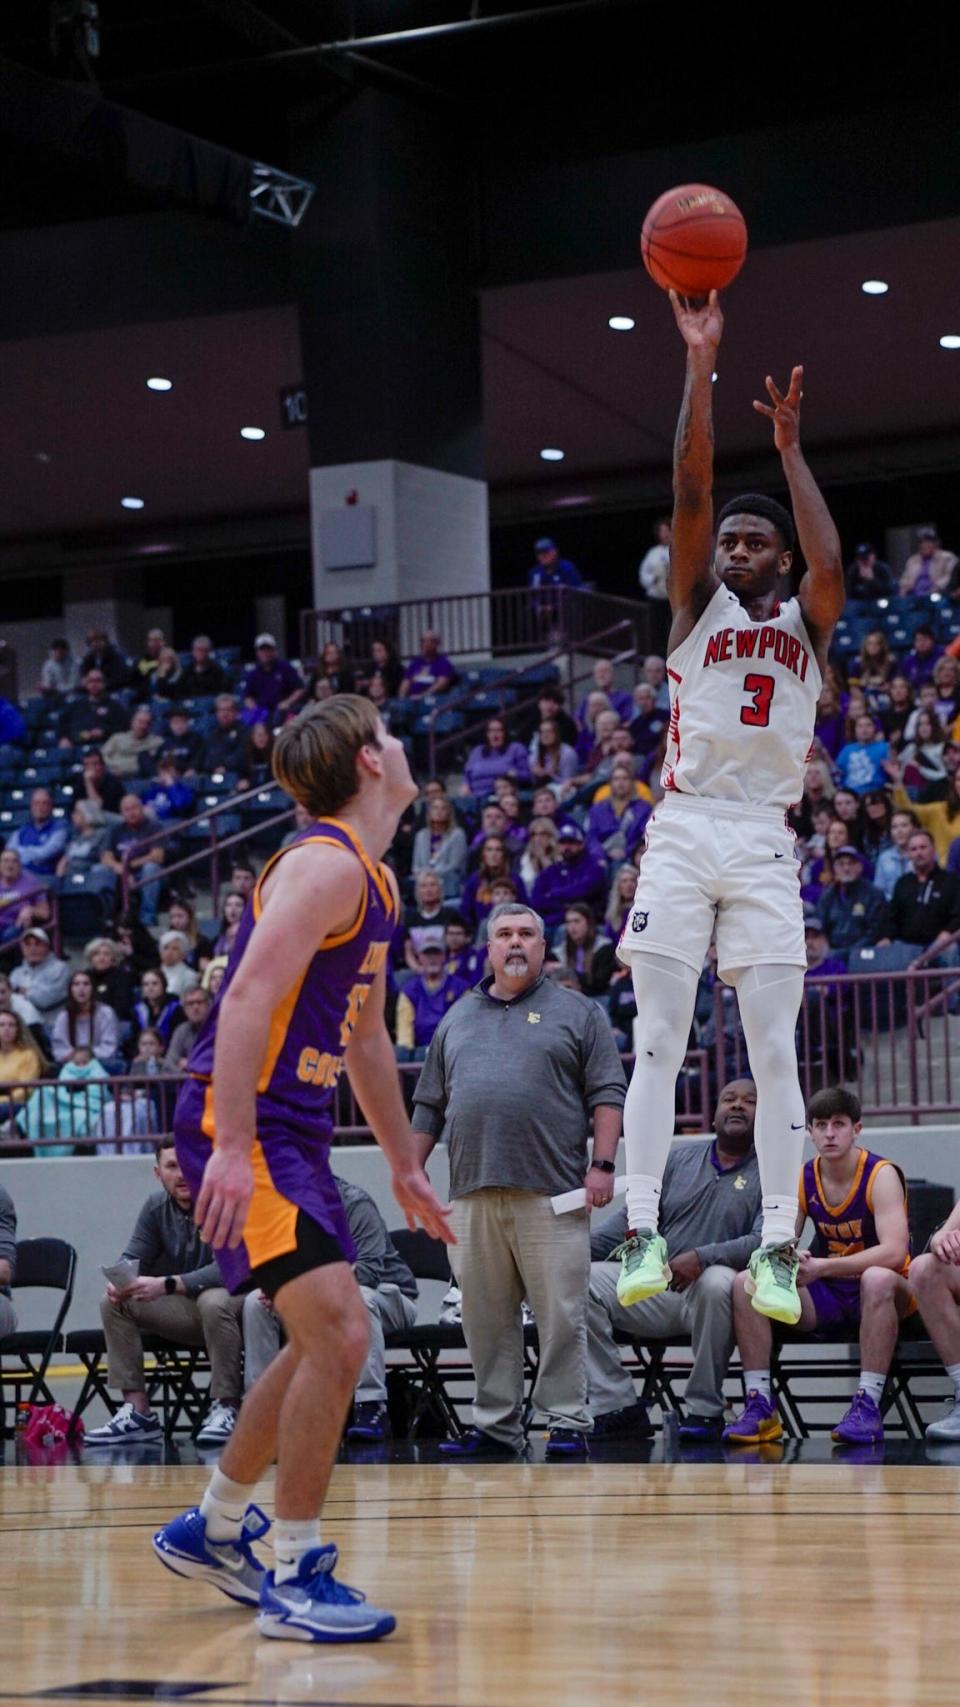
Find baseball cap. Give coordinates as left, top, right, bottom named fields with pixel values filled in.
left=420, top=941, right=446, bottom=956
left=917, top=526, right=938, bottom=542
left=254, top=632, right=277, bottom=648
left=804, top=913, right=826, bottom=932
left=22, top=927, right=49, bottom=944
left=557, top=821, right=584, bottom=842
left=855, top=542, right=874, bottom=557
left=534, top=537, right=557, bottom=553
left=835, top=844, right=863, bottom=861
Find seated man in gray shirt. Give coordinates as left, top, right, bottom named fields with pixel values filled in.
left=0, top=1183, right=16, bottom=1339
left=588, top=1079, right=761, bottom=1443
left=86, top=1136, right=244, bottom=1450
left=241, top=1175, right=417, bottom=1444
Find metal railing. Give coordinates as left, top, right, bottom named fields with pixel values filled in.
left=120, top=787, right=296, bottom=916
left=0, top=1073, right=186, bottom=1152
left=300, top=585, right=650, bottom=669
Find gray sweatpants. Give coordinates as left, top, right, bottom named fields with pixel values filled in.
left=449, top=1189, right=592, bottom=1448
left=242, top=1283, right=417, bottom=1403
left=587, top=1261, right=737, bottom=1420
left=0, top=1294, right=16, bottom=1338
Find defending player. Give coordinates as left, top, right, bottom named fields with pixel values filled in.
left=616, top=290, right=845, bottom=1325
left=154, top=696, right=454, bottom=1643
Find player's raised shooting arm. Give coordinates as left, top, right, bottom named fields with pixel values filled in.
left=755, top=368, right=844, bottom=649
left=668, top=290, right=722, bottom=626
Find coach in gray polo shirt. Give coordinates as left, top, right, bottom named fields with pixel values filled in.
left=412, top=901, right=626, bottom=1458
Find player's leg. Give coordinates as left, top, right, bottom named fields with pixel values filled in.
left=908, top=1254, right=960, bottom=1439
left=723, top=1269, right=817, bottom=1442
left=832, top=1268, right=912, bottom=1446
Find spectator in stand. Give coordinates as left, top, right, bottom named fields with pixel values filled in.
left=79, top=750, right=125, bottom=821
left=201, top=957, right=228, bottom=998
left=874, top=809, right=920, bottom=900
left=0, top=969, right=44, bottom=1034
left=889, top=756, right=960, bottom=864
left=590, top=751, right=653, bottom=808
left=443, top=914, right=485, bottom=985
left=280, top=801, right=314, bottom=849
left=803, top=913, right=849, bottom=980
left=531, top=822, right=607, bottom=931
left=901, top=710, right=947, bottom=798
left=576, top=706, right=622, bottom=775
left=0, top=849, right=51, bottom=944
left=85, top=936, right=136, bottom=1022
left=813, top=678, right=846, bottom=760
left=554, top=904, right=616, bottom=997
left=9, top=927, right=70, bottom=1020
left=161, top=708, right=203, bottom=777
left=55, top=802, right=108, bottom=891
left=7, top=789, right=68, bottom=879
left=201, top=694, right=248, bottom=779
left=461, top=838, right=526, bottom=935
left=242, top=633, right=304, bottom=721
left=356, top=638, right=404, bottom=700
left=399, top=871, right=455, bottom=969
left=151, top=646, right=183, bottom=698
left=585, top=760, right=652, bottom=864
left=527, top=686, right=578, bottom=750
left=462, top=716, right=530, bottom=798
left=878, top=829, right=960, bottom=964
left=497, top=787, right=528, bottom=845
left=307, top=676, right=334, bottom=705
left=801, top=817, right=849, bottom=905
left=211, top=891, right=245, bottom=960
left=899, top=526, right=958, bottom=596
left=412, top=794, right=468, bottom=894
left=0, top=696, right=26, bottom=747
left=97, top=795, right=166, bottom=926
left=835, top=713, right=890, bottom=795
left=881, top=675, right=916, bottom=750
left=133, top=629, right=166, bottom=686
left=132, top=968, right=183, bottom=1046
left=576, top=661, right=634, bottom=727
left=59, top=668, right=127, bottom=749
left=605, top=863, right=638, bottom=941
left=158, top=932, right=199, bottom=1001
left=85, top=1136, right=243, bottom=1448
left=638, top=517, right=671, bottom=602
left=0, top=1012, right=45, bottom=1127
left=39, top=638, right=79, bottom=698
left=641, top=654, right=670, bottom=712
left=852, top=631, right=894, bottom=707
left=175, top=635, right=227, bottom=701
left=933, top=655, right=960, bottom=727
left=859, top=789, right=895, bottom=863
left=903, top=680, right=940, bottom=744
left=398, top=630, right=455, bottom=700
left=395, top=942, right=469, bottom=1059
left=519, top=817, right=560, bottom=892
left=528, top=717, right=579, bottom=792
left=309, top=642, right=355, bottom=697
left=845, top=542, right=893, bottom=599
left=141, top=755, right=195, bottom=824
left=51, top=969, right=119, bottom=1066
left=166, top=899, right=213, bottom=971
left=115, top=909, right=160, bottom=976
left=528, top=536, right=582, bottom=593
left=229, top=861, right=257, bottom=905
left=900, top=624, right=942, bottom=690
left=130, top=1027, right=167, bottom=1079
left=818, top=847, right=887, bottom=963
left=79, top=630, right=130, bottom=692
left=102, top=707, right=163, bottom=778
left=163, top=985, right=211, bottom=1072
left=237, top=723, right=272, bottom=791
left=628, top=682, right=668, bottom=765
left=936, top=741, right=960, bottom=803
left=788, top=760, right=835, bottom=840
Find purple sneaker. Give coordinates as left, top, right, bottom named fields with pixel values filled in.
left=721, top=1389, right=783, bottom=1445
left=831, top=1389, right=884, bottom=1445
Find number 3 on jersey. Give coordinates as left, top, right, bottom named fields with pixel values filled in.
left=740, top=673, right=775, bottom=728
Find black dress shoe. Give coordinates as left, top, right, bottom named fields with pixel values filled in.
left=437, top=1426, right=519, bottom=1458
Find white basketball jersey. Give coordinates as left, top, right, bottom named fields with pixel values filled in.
left=661, top=583, right=822, bottom=812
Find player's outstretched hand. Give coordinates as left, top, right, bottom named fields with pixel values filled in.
left=195, top=1147, right=254, bottom=1251
left=754, top=366, right=803, bottom=453
left=669, top=287, right=723, bottom=353
left=392, top=1167, right=457, bottom=1246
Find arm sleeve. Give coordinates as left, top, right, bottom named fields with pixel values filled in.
left=411, top=1025, right=448, bottom=1137
left=94, top=1005, right=119, bottom=1062
left=580, top=1004, right=627, bottom=1110
left=180, top=1259, right=224, bottom=1297
left=51, top=1011, right=71, bottom=1065
left=695, top=1203, right=763, bottom=1271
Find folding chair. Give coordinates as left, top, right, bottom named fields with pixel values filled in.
left=1, top=1238, right=77, bottom=1436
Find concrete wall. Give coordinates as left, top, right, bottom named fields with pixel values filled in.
left=4, top=1126, right=957, bottom=1336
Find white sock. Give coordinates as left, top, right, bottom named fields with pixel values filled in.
left=859, top=1371, right=886, bottom=1404
left=274, top=1518, right=323, bottom=1585
left=946, top=1361, right=960, bottom=1403
left=760, top=1196, right=800, bottom=1249
left=626, top=1174, right=662, bottom=1237
left=744, top=1370, right=771, bottom=1401
left=200, top=1466, right=252, bottom=1543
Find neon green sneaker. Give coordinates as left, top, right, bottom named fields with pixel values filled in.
left=613, top=1230, right=671, bottom=1308
left=745, top=1243, right=801, bottom=1325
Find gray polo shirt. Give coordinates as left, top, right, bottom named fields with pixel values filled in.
left=120, top=1188, right=223, bottom=1298
left=591, top=1139, right=762, bottom=1271
left=412, top=973, right=626, bottom=1198
left=0, top=1185, right=16, bottom=1296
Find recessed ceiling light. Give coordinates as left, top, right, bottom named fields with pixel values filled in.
left=940, top=335, right=960, bottom=350
left=540, top=447, right=564, bottom=462
left=608, top=316, right=635, bottom=332
left=240, top=425, right=266, bottom=441
left=861, top=280, right=889, bottom=296
left=34, top=451, right=51, bottom=464
left=121, top=496, right=144, bottom=510
left=146, top=376, right=173, bottom=391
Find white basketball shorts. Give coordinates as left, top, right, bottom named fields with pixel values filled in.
left=616, top=793, right=805, bottom=981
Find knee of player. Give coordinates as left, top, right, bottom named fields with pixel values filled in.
left=906, top=1253, right=937, bottom=1294
left=858, top=1265, right=899, bottom=1304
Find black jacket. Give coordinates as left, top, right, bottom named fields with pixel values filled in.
left=887, top=865, right=960, bottom=947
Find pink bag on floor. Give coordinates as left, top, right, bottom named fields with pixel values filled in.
left=20, top=1402, right=83, bottom=1447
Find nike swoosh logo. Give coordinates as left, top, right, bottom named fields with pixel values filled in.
left=790, top=1123, right=804, bottom=1130
left=774, top=851, right=784, bottom=859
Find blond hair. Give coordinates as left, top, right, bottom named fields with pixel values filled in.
left=272, top=694, right=382, bottom=818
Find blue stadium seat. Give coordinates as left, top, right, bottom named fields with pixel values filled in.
left=0, top=809, right=28, bottom=832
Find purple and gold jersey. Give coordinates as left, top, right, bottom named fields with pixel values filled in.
left=173, top=818, right=399, bottom=1294
left=800, top=1149, right=910, bottom=1278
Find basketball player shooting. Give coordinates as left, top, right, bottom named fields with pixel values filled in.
left=153, top=697, right=454, bottom=1643
left=616, top=290, right=844, bottom=1325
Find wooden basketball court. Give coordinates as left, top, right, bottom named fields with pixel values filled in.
left=3, top=1455, right=959, bottom=1706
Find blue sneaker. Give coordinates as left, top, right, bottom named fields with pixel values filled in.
left=256, top=1545, right=396, bottom=1643
left=153, top=1504, right=270, bottom=1606
left=677, top=1414, right=724, bottom=1442
left=545, top=1427, right=588, bottom=1459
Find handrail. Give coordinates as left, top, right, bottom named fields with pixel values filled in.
left=120, top=785, right=295, bottom=915
left=0, top=1072, right=185, bottom=1152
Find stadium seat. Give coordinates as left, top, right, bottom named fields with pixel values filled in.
left=1, top=1238, right=77, bottom=1436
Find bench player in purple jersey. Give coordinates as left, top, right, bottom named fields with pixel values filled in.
left=154, top=696, right=453, bottom=1644
left=724, top=1086, right=915, bottom=1449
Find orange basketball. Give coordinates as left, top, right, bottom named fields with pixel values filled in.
left=641, top=183, right=748, bottom=296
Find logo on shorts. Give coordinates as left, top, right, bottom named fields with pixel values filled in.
left=630, top=909, right=649, bottom=933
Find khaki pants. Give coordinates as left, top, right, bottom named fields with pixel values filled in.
left=587, top=1261, right=737, bottom=1420
left=100, top=1288, right=244, bottom=1406
left=450, top=1189, right=591, bottom=1448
